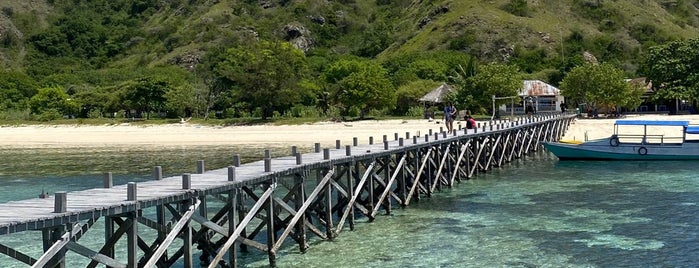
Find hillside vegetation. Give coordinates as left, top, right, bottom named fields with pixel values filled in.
left=1, top=0, right=698, bottom=120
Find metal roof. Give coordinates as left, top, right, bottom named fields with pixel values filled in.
left=614, top=120, right=689, bottom=126
left=520, top=80, right=560, bottom=96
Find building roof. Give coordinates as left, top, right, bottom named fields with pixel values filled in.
left=520, top=80, right=560, bottom=96
left=419, top=83, right=455, bottom=103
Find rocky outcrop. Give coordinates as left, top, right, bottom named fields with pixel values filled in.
left=282, top=22, right=313, bottom=53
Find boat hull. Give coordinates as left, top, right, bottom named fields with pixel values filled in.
left=544, top=140, right=699, bottom=160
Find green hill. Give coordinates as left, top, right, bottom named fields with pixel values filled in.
left=1, top=0, right=698, bottom=119
left=2, top=0, right=698, bottom=74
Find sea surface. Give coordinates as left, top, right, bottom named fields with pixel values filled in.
left=0, top=146, right=697, bottom=267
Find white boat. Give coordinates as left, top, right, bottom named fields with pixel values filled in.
left=544, top=120, right=699, bottom=160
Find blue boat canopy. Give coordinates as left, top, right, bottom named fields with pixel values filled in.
left=614, top=120, right=689, bottom=127
left=686, top=126, right=699, bottom=134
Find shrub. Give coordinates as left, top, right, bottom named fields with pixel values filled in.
left=502, top=0, right=529, bottom=17
left=406, top=106, right=424, bottom=117
left=37, top=109, right=62, bottom=121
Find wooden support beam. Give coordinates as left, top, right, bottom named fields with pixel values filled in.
left=143, top=199, right=200, bottom=268
left=209, top=183, right=278, bottom=267
left=370, top=155, right=406, bottom=218
left=271, top=170, right=334, bottom=254
left=335, top=161, right=375, bottom=233
left=33, top=220, right=93, bottom=268
left=0, top=243, right=37, bottom=266
left=405, top=147, right=432, bottom=206
left=469, top=137, right=489, bottom=178
left=450, top=141, right=470, bottom=185
left=430, top=144, right=451, bottom=193
left=66, top=242, right=126, bottom=268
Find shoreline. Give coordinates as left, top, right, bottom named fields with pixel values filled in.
left=2, top=115, right=698, bottom=149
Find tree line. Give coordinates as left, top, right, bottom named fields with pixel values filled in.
left=2, top=38, right=699, bottom=121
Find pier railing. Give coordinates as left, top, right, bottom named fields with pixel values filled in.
left=0, top=113, right=576, bottom=268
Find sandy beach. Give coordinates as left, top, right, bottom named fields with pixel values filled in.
left=1, top=114, right=698, bottom=148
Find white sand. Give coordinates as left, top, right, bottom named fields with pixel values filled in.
left=2, top=115, right=698, bottom=148
left=0, top=120, right=445, bottom=148
left=561, top=114, right=699, bottom=142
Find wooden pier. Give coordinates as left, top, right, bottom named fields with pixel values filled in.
left=0, top=114, right=575, bottom=267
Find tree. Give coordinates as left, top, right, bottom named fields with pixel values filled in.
left=559, top=63, right=636, bottom=112
left=451, top=63, right=521, bottom=114
left=324, top=58, right=396, bottom=118
left=29, top=86, right=79, bottom=116
left=644, top=39, right=699, bottom=112
left=0, top=70, right=38, bottom=110
left=120, top=77, right=170, bottom=119
left=215, top=41, right=312, bottom=119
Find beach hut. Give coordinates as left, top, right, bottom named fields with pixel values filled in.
left=419, top=83, right=455, bottom=119
left=419, top=83, right=455, bottom=104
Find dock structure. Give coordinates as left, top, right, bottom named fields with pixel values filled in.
left=0, top=114, right=575, bottom=268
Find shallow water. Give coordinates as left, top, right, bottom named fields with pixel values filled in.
left=0, top=148, right=697, bottom=267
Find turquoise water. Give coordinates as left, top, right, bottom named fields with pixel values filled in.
left=0, top=147, right=697, bottom=267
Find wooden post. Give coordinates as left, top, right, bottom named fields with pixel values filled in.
left=233, top=154, right=241, bottom=167
left=383, top=141, right=389, bottom=150
left=127, top=211, right=138, bottom=268
left=105, top=216, right=116, bottom=264
left=291, top=146, right=297, bottom=156
left=399, top=138, right=404, bottom=147
left=153, top=166, right=162, bottom=180
left=324, top=172, right=334, bottom=239
left=237, top=192, right=248, bottom=253
left=336, top=140, right=341, bottom=149
left=264, top=158, right=271, bottom=172
left=369, top=136, right=374, bottom=144
left=353, top=137, right=358, bottom=146
left=54, top=192, right=67, bottom=213
left=182, top=174, right=191, bottom=190
left=394, top=133, right=399, bottom=140
left=323, top=148, right=330, bottom=160
left=295, top=174, right=308, bottom=251
left=314, top=143, right=321, bottom=153
left=346, top=145, right=352, bottom=156
left=197, top=160, right=205, bottom=174
left=296, top=153, right=302, bottom=165
left=182, top=200, right=193, bottom=268
left=264, top=149, right=271, bottom=159
left=127, top=182, right=137, bottom=201
left=103, top=172, right=113, bottom=188
left=266, top=183, right=276, bottom=265
left=348, top=162, right=356, bottom=230
left=228, top=166, right=236, bottom=182
left=228, top=188, right=239, bottom=266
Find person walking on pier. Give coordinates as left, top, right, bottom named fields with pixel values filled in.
left=444, top=102, right=456, bottom=132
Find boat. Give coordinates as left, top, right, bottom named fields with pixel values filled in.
left=544, top=120, right=699, bottom=160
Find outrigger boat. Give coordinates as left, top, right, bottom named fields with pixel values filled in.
left=544, top=120, right=699, bottom=160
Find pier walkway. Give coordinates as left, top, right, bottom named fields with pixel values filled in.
left=0, top=114, right=575, bottom=267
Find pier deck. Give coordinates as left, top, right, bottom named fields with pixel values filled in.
left=0, top=114, right=575, bottom=267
